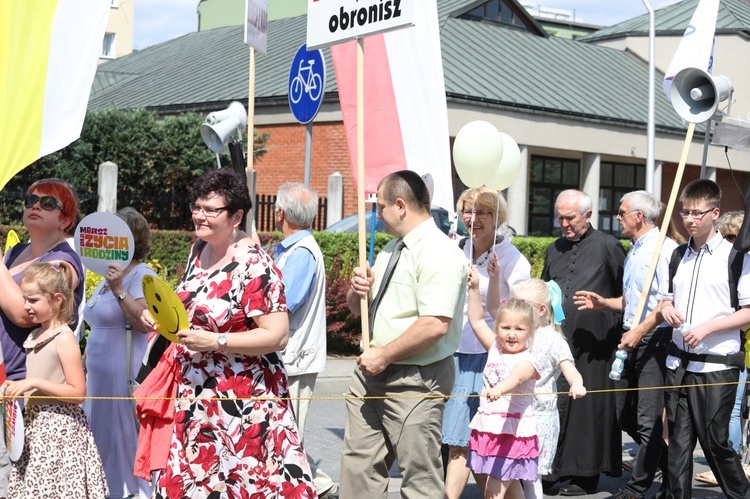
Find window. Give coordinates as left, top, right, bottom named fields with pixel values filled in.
left=528, top=156, right=580, bottom=236
left=599, top=162, right=646, bottom=237
left=101, top=33, right=115, bottom=58
left=465, top=0, right=532, bottom=29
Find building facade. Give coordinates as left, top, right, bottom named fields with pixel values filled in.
left=101, top=0, right=134, bottom=62
left=90, top=0, right=750, bottom=237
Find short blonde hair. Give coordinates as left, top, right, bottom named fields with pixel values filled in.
left=457, top=187, right=508, bottom=229
left=512, top=278, right=548, bottom=321
left=716, top=211, right=743, bottom=236
left=495, top=298, right=536, bottom=337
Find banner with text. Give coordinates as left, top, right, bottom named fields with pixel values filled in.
left=75, top=212, right=134, bottom=276
left=307, top=0, right=414, bottom=49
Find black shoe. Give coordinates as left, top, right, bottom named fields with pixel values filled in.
left=542, top=479, right=557, bottom=495
left=610, top=490, right=639, bottom=499
left=559, top=484, right=597, bottom=496
left=559, top=477, right=599, bottom=496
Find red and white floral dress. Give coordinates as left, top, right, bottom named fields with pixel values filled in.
left=153, top=243, right=316, bottom=499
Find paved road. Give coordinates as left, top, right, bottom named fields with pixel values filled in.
left=304, top=357, right=726, bottom=498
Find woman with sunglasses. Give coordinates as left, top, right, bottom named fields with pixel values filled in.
left=139, top=168, right=314, bottom=498
left=0, top=178, right=84, bottom=495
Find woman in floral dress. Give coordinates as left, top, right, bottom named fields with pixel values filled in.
left=144, top=168, right=316, bottom=498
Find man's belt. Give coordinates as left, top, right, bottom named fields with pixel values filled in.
left=665, top=341, right=744, bottom=422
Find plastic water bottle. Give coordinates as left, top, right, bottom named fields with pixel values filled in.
left=679, top=323, right=708, bottom=354
left=609, top=349, right=628, bottom=380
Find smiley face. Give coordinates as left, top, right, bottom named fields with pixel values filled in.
left=142, top=275, right=187, bottom=343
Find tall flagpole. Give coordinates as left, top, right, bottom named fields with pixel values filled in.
left=630, top=123, right=695, bottom=330
left=246, top=48, right=257, bottom=234
left=356, top=38, right=370, bottom=350
left=643, top=0, right=656, bottom=196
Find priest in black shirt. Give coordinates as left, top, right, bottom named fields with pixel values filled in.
left=542, top=189, right=626, bottom=496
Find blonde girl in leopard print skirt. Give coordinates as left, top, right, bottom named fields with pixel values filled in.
left=2, top=262, right=108, bottom=498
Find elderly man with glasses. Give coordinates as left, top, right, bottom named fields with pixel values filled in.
left=574, top=190, right=677, bottom=499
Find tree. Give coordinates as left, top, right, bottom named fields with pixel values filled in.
left=1, top=109, right=270, bottom=227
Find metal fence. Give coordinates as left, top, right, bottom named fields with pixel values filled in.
left=254, top=194, right=328, bottom=232
left=1, top=190, right=328, bottom=232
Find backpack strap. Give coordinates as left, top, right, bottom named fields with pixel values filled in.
left=728, top=246, right=743, bottom=311
left=667, top=243, right=688, bottom=295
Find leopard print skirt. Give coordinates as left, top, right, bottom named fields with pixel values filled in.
left=9, top=403, right=109, bottom=498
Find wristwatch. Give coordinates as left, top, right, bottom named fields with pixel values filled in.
left=217, top=334, right=227, bottom=352
left=117, top=291, right=129, bottom=302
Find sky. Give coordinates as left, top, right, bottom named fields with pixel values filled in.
left=133, top=0, right=684, bottom=50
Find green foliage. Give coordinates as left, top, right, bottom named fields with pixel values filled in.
left=146, top=230, right=195, bottom=282
left=512, top=237, right=557, bottom=278
left=1, top=108, right=270, bottom=226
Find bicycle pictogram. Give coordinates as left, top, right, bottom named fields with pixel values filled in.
left=289, top=59, right=323, bottom=104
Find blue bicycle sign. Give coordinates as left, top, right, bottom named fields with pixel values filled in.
left=288, top=44, right=326, bottom=124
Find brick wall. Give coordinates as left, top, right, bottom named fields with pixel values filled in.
left=661, top=162, right=749, bottom=239
left=255, top=121, right=359, bottom=218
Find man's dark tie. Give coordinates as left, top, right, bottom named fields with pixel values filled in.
left=368, top=238, right=406, bottom=335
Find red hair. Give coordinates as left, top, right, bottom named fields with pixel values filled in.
left=27, top=178, right=79, bottom=232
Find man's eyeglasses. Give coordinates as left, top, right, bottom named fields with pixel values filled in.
left=24, top=194, right=64, bottom=213
left=461, top=210, right=492, bottom=220
left=724, top=233, right=738, bottom=243
left=189, top=203, right=228, bottom=218
left=678, top=209, right=714, bottom=220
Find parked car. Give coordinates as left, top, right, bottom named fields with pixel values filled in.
left=325, top=206, right=469, bottom=237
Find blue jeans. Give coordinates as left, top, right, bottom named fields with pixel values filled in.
left=730, top=368, right=748, bottom=453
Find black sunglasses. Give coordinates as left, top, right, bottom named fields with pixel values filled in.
left=24, top=194, right=65, bottom=213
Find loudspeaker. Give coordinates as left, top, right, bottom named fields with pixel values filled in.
left=670, top=68, right=733, bottom=124
left=201, top=120, right=242, bottom=153
left=200, top=101, right=248, bottom=153
left=205, top=101, right=247, bottom=127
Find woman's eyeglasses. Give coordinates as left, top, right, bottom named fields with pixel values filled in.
left=461, top=209, right=492, bottom=220
left=24, top=194, right=64, bottom=213
left=724, top=233, right=738, bottom=243
left=189, top=203, right=227, bottom=218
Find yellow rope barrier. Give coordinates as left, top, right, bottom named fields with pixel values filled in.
left=4, top=379, right=748, bottom=403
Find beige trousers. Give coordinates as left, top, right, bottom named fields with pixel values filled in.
left=287, top=372, right=336, bottom=495
left=339, top=356, right=455, bottom=499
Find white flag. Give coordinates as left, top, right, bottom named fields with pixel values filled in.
left=663, top=0, right=720, bottom=97
left=0, top=0, right=109, bottom=190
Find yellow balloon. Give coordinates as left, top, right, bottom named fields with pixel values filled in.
left=4, top=230, right=20, bottom=253
left=142, top=275, right=187, bottom=343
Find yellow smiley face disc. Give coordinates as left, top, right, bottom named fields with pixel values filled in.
left=142, top=275, right=187, bottom=343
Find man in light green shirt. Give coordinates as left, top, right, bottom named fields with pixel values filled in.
left=341, top=170, right=468, bottom=499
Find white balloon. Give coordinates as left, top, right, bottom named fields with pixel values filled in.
left=452, top=121, right=504, bottom=188
left=486, top=132, right=521, bottom=191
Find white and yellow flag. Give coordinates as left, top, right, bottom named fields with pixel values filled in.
left=0, top=0, right=109, bottom=190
